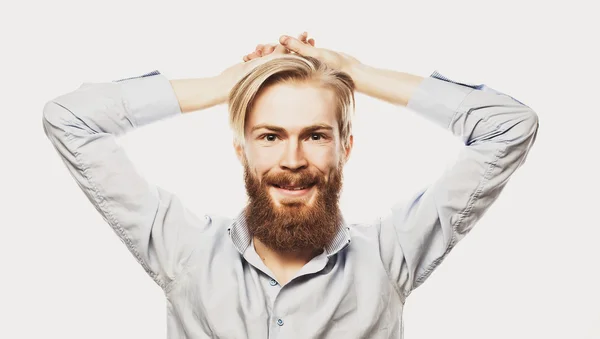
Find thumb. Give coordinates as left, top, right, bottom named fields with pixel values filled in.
left=279, top=35, right=315, bottom=57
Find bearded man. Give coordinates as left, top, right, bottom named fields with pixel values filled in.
left=42, top=32, right=538, bottom=338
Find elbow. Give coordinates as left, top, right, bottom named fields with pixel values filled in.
left=508, top=107, right=539, bottom=162
left=522, top=107, right=539, bottom=136
left=518, top=108, right=539, bottom=150
left=507, top=106, right=539, bottom=142
left=42, top=101, right=65, bottom=124
left=41, top=101, right=71, bottom=139
left=470, top=106, right=539, bottom=146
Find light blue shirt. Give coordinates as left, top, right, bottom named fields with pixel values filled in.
left=42, top=69, right=538, bottom=338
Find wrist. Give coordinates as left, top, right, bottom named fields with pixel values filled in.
left=217, top=62, right=252, bottom=105
left=213, top=73, right=233, bottom=105
left=170, top=76, right=229, bottom=113
left=346, top=62, right=370, bottom=94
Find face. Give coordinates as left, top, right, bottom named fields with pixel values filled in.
left=235, top=82, right=353, bottom=253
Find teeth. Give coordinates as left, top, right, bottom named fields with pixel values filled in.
left=279, top=186, right=308, bottom=190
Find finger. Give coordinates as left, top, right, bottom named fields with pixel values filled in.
left=243, top=51, right=259, bottom=62
left=279, top=35, right=315, bottom=56
left=273, top=43, right=288, bottom=54
left=308, top=38, right=315, bottom=47
left=255, top=44, right=264, bottom=51
left=262, top=44, right=276, bottom=55
left=298, top=31, right=308, bottom=43
left=245, top=50, right=260, bottom=61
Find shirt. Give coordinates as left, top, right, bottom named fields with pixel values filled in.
left=42, top=68, right=539, bottom=338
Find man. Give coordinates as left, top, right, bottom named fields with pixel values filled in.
left=42, top=32, right=539, bottom=338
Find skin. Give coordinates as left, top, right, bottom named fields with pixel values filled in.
left=169, top=31, right=424, bottom=283
left=238, top=83, right=350, bottom=190
left=234, top=82, right=352, bottom=284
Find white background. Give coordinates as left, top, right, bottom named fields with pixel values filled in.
left=2, top=0, right=598, bottom=338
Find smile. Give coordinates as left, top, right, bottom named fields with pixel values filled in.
left=271, top=184, right=316, bottom=197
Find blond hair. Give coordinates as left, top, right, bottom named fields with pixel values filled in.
left=228, top=55, right=355, bottom=149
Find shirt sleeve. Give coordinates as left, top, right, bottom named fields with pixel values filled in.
left=42, top=71, right=211, bottom=290
left=377, top=71, right=539, bottom=301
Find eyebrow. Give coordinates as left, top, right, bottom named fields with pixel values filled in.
left=251, top=123, right=334, bottom=135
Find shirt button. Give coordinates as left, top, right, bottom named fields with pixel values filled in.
left=277, top=318, right=284, bottom=326
left=269, top=279, right=277, bottom=286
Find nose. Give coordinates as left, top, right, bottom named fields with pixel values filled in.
left=279, top=139, right=308, bottom=171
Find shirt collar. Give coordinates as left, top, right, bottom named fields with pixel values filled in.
left=228, top=208, right=351, bottom=258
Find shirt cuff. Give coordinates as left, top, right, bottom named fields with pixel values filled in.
left=406, top=70, right=475, bottom=130
left=114, top=70, right=182, bottom=127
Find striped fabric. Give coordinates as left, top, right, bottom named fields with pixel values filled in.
left=114, top=69, right=161, bottom=82
left=431, top=70, right=526, bottom=105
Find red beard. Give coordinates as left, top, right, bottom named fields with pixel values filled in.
left=243, top=160, right=344, bottom=253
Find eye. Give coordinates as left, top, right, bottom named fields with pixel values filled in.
left=310, top=133, right=327, bottom=141
left=262, top=134, right=278, bottom=142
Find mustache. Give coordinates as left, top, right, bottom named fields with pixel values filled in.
left=264, top=171, right=323, bottom=187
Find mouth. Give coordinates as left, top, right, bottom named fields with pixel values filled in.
left=271, top=183, right=316, bottom=197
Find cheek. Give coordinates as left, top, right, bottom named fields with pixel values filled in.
left=246, top=147, right=280, bottom=172
left=307, top=146, right=340, bottom=171
left=306, top=145, right=339, bottom=163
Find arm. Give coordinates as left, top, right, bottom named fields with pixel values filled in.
left=42, top=71, right=224, bottom=290
left=349, top=63, right=425, bottom=106
left=170, top=76, right=230, bottom=113
left=352, top=66, right=539, bottom=300
left=276, top=34, right=538, bottom=299
left=240, top=34, right=539, bottom=300
left=42, top=50, right=278, bottom=289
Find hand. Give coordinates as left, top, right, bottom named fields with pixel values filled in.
left=218, top=44, right=293, bottom=100
left=218, top=32, right=315, bottom=101
left=276, top=33, right=361, bottom=75
left=242, top=32, right=315, bottom=62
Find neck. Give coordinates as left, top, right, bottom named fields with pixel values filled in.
left=253, top=237, right=323, bottom=284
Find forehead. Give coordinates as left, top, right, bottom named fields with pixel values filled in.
left=247, top=82, right=337, bottom=131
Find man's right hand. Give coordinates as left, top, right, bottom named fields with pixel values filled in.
left=280, top=34, right=361, bottom=75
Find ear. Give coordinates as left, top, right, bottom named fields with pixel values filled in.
left=234, top=140, right=245, bottom=165
left=343, top=134, right=354, bottom=164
